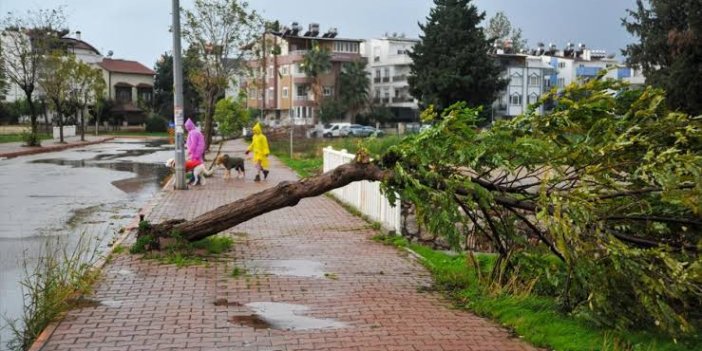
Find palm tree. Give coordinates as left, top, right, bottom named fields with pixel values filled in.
left=302, top=41, right=331, bottom=125
left=339, top=60, right=370, bottom=122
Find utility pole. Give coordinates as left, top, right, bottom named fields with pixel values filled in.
left=172, top=0, right=187, bottom=190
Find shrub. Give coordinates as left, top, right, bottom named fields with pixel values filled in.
left=145, top=115, right=168, bottom=133
left=21, top=130, right=41, bottom=147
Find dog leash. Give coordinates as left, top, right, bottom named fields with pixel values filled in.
left=208, top=139, right=225, bottom=171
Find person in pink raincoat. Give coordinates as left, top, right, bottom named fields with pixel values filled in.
left=184, top=118, right=205, bottom=170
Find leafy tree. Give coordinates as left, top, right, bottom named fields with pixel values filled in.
left=183, top=0, right=261, bottom=151
left=1, top=8, right=67, bottom=145
left=38, top=51, right=75, bottom=143
left=302, top=41, right=332, bottom=125
left=318, top=98, right=344, bottom=123
left=153, top=49, right=202, bottom=120
left=623, top=0, right=702, bottom=116
left=339, top=61, right=370, bottom=122
left=485, top=11, right=527, bottom=53
left=213, top=93, right=249, bottom=138
left=408, top=0, right=507, bottom=114
left=71, top=61, right=105, bottom=141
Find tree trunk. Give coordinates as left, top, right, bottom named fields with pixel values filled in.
left=142, top=162, right=389, bottom=243
left=57, top=102, right=64, bottom=143
left=43, top=101, right=49, bottom=129
left=80, top=107, right=85, bottom=141
left=203, top=92, right=216, bottom=152
left=25, top=90, right=39, bottom=145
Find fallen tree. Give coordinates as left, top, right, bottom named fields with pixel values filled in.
left=141, top=78, right=702, bottom=336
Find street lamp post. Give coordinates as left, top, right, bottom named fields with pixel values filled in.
left=172, top=0, right=187, bottom=190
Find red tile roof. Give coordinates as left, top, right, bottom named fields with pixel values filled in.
left=99, top=58, right=155, bottom=76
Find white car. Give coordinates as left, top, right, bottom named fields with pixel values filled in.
left=322, top=123, right=351, bottom=138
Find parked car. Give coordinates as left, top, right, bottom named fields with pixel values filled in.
left=362, top=126, right=384, bottom=137
left=419, top=124, right=432, bottom=133
left=341, top=124, right=366, bottom=137
left=322, top=123, right=351, bottom=138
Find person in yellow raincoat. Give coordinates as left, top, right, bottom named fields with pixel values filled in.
left=245, top=123, right=270, bottom=181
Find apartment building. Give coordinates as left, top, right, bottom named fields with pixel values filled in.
left=361, top=35, right=420, bottom=122
left=492, top=42, right=646, bottom=120
left=242, top=23, right=364, bottom=126
left=492, top=54, right=554, bottom=120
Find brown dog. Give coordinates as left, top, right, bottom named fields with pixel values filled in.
left=214, top=154, right=246, bottom=179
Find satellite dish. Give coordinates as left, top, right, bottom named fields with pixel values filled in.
left=107, top=50, right=113, bottom=57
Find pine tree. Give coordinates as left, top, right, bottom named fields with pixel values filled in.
left=408, top=0, right=507, bottom=113
left=623, top=0, right=702, bottom=116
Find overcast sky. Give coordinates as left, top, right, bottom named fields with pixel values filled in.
left=1, top=0, right=637, bottom=68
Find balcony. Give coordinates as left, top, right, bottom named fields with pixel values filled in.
left=373, top=97, right=381, bottom=104
left=392, top=96, right=414, bottom=103
left=295, top=95, right=310, bottom=101
left=381, top=97, right=391, bottom=104
left=392, top=75, right=407, bottom=82
left=373, top=77, right=381, bottom=83
left=382, top=77, right=390, bottom=83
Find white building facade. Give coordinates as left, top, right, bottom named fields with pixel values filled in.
left=362, top=36, right=420, bottom=122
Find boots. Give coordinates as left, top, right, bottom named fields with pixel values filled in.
left=263, top=170, right=269, bottom=180
left=254, top=174, right=261, bottom=182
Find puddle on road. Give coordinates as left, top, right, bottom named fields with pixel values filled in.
left=230, top=302, right=347, bottom=331
left=250, top=259, right=327, bottom=279
left=31, top=156, right=171, bottom=194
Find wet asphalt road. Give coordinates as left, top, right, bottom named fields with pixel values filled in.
left=0, top=138, right=172, bottom=347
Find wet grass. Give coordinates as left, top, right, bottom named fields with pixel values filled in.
left=270, top=136, right=402, bottom=178
left=0, top=133, right=51, bottom=144
left=135, top=234, right=235, bottom=268
left=230, top=266, right=246, bottom=278
left=371, top=234, right=700, bottom=351
left=106, top=131, right=170, bottom=138
left=3, top=234, right=101, bottom=351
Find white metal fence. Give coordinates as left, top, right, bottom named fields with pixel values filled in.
left=323, top=147, right=402, bottom=233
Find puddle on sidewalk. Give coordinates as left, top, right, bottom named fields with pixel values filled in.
left=229, top=302, right=347, bottom=331
left=249, top=259, right=327, bottom=278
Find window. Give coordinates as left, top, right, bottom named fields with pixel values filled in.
left=296, top=85, right=308, bottom=98
left=375, top=89, right=381, bottom=98
left=558, top=62, right=566, bottom=68
left=323, top=86, right=333, bottom=96
left=334, top=41, right=359, bottom=53
left=528, top=93, right=539, bottom=105
left=115, top=86, right=132, bottom=103
left=557, top=78, right=566, bottom=88
left=510, top=93, right=522, bottom=106
left=281, top=65, right=289, bottom=75
left=528, top=74, right=540, bottom=86
left=510, top=72, right=523, bottom=86
left=375, top=69, right=381, bottom=78
left=137, top=88, right=152, bottom=103
left=282, top=87, right=289, bottom=98
left=384, top=67, right=390, bottom=77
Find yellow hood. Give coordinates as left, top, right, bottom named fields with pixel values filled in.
left=252, top=123, right=262, bottom=135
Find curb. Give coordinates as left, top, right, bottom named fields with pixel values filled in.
left=0, top=137, right=115, bottom=159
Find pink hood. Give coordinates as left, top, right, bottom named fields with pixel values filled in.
left=184, top=118, right=196, bottom=131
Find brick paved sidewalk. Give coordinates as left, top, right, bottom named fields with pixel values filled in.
left=39, top=139, right=538, bottom=351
